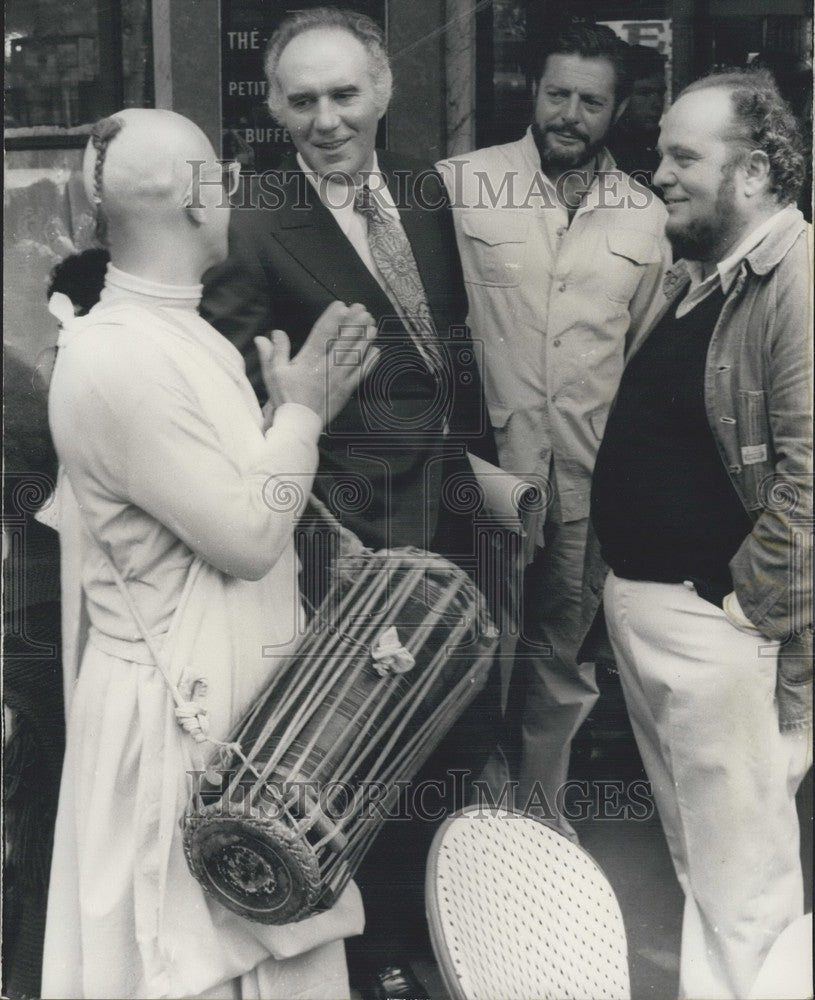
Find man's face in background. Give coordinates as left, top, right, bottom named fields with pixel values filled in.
left=624, top=73, right=667, bottom=131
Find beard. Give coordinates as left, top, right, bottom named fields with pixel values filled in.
left=532, top=122, right=607, bottom=172
left=666, top=172, right=738, bottom=262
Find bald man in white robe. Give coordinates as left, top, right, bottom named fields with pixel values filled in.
left=41, top=109, right=376, bottom=1000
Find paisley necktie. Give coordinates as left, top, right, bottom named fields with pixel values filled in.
left=354, top=184, right=446, bottom=376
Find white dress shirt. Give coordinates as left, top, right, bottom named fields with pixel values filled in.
left=297, top=151, right=402, bottom=294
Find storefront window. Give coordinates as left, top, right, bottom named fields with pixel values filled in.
left=600, top=17, right=673, bottom=99
left=4, top=0, right=153, bottom=135
left=491, top=0, right=529, bottom=144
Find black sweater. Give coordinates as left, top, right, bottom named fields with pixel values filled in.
left=591, top=285, right=752, bottom=606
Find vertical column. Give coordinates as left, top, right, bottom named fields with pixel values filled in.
left=152, top=0, right=173, bottom=109
left=97, top=0, right=125, bottom=115
left=387, top=1, right=447, bottom=163
left=671, top=0, right=705, bottom=96
left=152, top=0, right=222, bottom=153
left=474, top=0, right=494, bottom=149
left=444, top=0, right=478, bottom=157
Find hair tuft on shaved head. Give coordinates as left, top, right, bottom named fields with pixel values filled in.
left=89, top=115, right=125, bottom=244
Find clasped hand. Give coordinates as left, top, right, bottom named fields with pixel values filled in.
left=254, top=301, right=378, bottom=429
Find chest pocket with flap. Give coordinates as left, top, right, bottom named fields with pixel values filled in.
left=460, top=213, right=529, bottom=288
left=604, top=228, right=663, bottom=303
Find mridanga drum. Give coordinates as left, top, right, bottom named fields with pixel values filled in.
left=183, top=546, right=498, bottom=924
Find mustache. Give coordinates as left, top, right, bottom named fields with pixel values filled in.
left=545, top=125, right=590, bottom=142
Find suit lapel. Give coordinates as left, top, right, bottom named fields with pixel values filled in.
left=266, top=158, right=395, bottom=316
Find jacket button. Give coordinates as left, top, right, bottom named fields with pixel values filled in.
left=553, top=339, right=561, bottom=347
left=558, top=282, right=567, bottom=292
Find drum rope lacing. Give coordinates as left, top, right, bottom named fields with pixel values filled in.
left=92, top=495, right=417, bottom=788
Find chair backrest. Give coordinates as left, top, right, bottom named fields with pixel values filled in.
left=425, top=807, right=630, bottom=1000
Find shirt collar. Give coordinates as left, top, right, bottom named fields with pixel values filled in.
left=297, top=151, right=397, bottom=221
left=682, top=207, right=792, bottom=296
left=100, top=263, right=203, bottom=309
left=78, top=265, right=247, bottom=383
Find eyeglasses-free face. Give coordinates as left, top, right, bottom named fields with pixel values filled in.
left=275, top=27, right=383, bottom=184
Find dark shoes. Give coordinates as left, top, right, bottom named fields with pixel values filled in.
left=363, top=961, right=430, bottom=1000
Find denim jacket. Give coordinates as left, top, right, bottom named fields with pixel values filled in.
left=581, top=205, right=812, bottom=731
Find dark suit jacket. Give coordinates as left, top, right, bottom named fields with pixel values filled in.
left=201, top=151, right=496, bottom=562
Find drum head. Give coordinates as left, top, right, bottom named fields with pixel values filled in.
left=183, top=813, right=322, bottom=924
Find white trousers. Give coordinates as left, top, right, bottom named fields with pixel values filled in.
left=603, top=572, right=810, bottom=1000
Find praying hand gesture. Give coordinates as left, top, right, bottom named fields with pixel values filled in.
left=255, top=302, right=378, bottom=429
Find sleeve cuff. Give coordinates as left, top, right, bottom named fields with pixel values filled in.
left=722, top=590, right=761, bottom=634
left=266, top=402, right=322, bottom=444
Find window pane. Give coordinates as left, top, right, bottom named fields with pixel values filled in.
left=493, top=0, right=530, bottom=140
left=4, top=0, right=152, bottom=129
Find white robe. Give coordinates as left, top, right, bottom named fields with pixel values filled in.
left=42, top=272, right=363, bottom=999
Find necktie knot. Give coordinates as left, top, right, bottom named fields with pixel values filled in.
left=354, top=184, right=385, bottom=224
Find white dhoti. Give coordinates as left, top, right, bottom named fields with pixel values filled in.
left=43, top=294, right=365, bottom=999
left=43, top=561, right=364, bottom=1000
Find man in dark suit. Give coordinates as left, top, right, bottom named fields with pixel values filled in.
left=202, top=8, right=494, bottom=561
left=201, top=9, right=497, bottom=998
